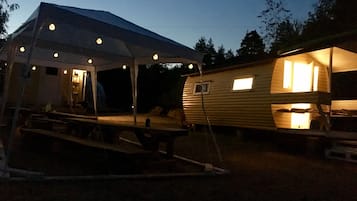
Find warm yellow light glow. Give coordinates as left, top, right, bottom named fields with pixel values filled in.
left=283, top=60, right=292, bottom=88
left=233, top=77, right=253, bottom=91
left=122, top=65, right=127, bottom=70
left=31, top=66, right=36, bottom=71
left=87, top=58, right=93, bottom=64
left=313, top=66, right=319, bottom=92
left=152, top=53, right=159, bottom=61
left=96, top=37, right=103, bottom=45
left=292, top=62, right=313, bottom=92
left=19, top=46, right=26, bottom=53
left=64, top=69, right=68, bottom=75
left=53, top=52, right=59, bottom=58
left=291, top=103, right=311, bottom=129
left=4, top=62, right=7, bottom=66
left=49, top=23, right=56, bottom=31
left=72, top=69, right=86, bottom=84
left=188, top=64, right=194, bottom=69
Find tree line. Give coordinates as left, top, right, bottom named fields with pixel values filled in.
left=195, top=0, right=357, bottom=70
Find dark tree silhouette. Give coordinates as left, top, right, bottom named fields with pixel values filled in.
left=237, top=30, right=266, bottom=61
left=303, top=0, right=357, bottom=39
left=258, top=0, right=291, bottom=50
left=194, top=37, right=217, bottom=68
left=270, top=19, right=302, bottom=54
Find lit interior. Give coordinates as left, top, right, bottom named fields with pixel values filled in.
left=313, top=66, right=319, bottom=91
left=232, top=77, right=253, bottom=91
left=72, top=69, right=86, bottom=84
left=283, top=60, right=318, bottom=92
left=291, top=103, right=311, bottom=129
left=283, top=60, right=292, bottom=88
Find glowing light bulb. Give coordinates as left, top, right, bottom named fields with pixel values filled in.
left=32, top=66, right=36, bottom=71
left=122, top=65, right=127, bottom=70
left=87, top=58, right=93, bottom=64
left=49, top=23, right=56, bottom=31
left=152, top=53, right=159, bottom=61
left=188, top=64, right=194, bottom=69
left=53, top=52, right=59, bottom=58
left=19, top=46, right=26, bottom=53
left=64, top=69, right=68, bottom=75
left=96, top=37, right=103, bottom=45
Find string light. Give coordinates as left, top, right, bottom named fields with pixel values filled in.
left=53, top=52, right=59, bottom=58
left=122, top=65, right=127, bottom=70
left=152, top=53, right=159, bottom=61
left=19, top=46, right=26, bottom=53
left=188, top=64, right=194, bottom=69
left=96, top=37, right=103, bottom=45
left=87, top=58, right=93, bottom=64
left=49, top=23, right=56, bottom=31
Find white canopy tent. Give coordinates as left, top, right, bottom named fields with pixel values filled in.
left=0, top=2, right=203, bottom=170
left=0, top=2, right=203, bottom=120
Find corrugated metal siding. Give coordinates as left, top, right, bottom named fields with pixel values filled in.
left=183, top=62, right=276, bottom=129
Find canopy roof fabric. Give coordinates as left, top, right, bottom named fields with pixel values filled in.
left=4, top=2, right=202, bottom=70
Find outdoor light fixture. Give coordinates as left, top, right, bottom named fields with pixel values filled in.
left=122, top=65, right=127, bottom=70
left=32, top=66, right=36, bottom=71
left=96, top=37, right=103, bottom=45
left=87, top=58, right=93, bottom=64
left=49, top=23, right=56, bottom=31
left=188, top=63, right=194, bottom=69
left=19, top=46, right=26, bottom=53
left=152, top=53, right=159, bottom=61
left=53, top=52, right=59, bottom=58
left=64, top=69, right=68, bottom=75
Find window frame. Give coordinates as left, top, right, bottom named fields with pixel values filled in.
left=193, top=82, right=210, bottom=95
left=231, top=75, right=255, bottom=92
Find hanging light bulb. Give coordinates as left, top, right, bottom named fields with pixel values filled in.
left=188, top=63, right=194, bottom=69
left=152, top=53, right=159, bottom=61
left=32, top=66, right=37, bottom=71
left=49, top=23, right=56, bottom=31
left=96, top=37, right=103, bottom=45
left=19, top=46, right=26, bottom=53
left=53, top=52, right=59, bottom=58
left=87, top=58, right=93, bottom=64
left=64, top=69, right=68, bottom=75
left=122, top=65, right=127, bottom=70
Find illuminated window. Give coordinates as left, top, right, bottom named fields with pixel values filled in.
left=313, top=66, right=319, bottom=92
left=232, top=77, right=254, bottom=91
left=283, top=60, right=318, bottom=92
left=291, top=103, right=311, bottom=129
left=194, top=82, right=210, bottom=95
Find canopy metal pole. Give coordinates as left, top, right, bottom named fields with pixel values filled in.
left=90, top=68, right=98, bottom=116
left=130, top=60, right=138, bottom=125
left=3, top=21, right=44, bottom=173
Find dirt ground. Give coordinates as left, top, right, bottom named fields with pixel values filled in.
left=1, top=127, right=357, bottom=201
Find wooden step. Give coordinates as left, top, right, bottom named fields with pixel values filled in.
left=325, top=146, right=357, bottom=163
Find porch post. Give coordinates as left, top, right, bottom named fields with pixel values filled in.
left=90, top=68, right=98, bottom=116
left=130, top=60, right=138, bottom=124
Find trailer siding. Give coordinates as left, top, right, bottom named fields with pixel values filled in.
left=183, top=61, right=276, bottom=129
